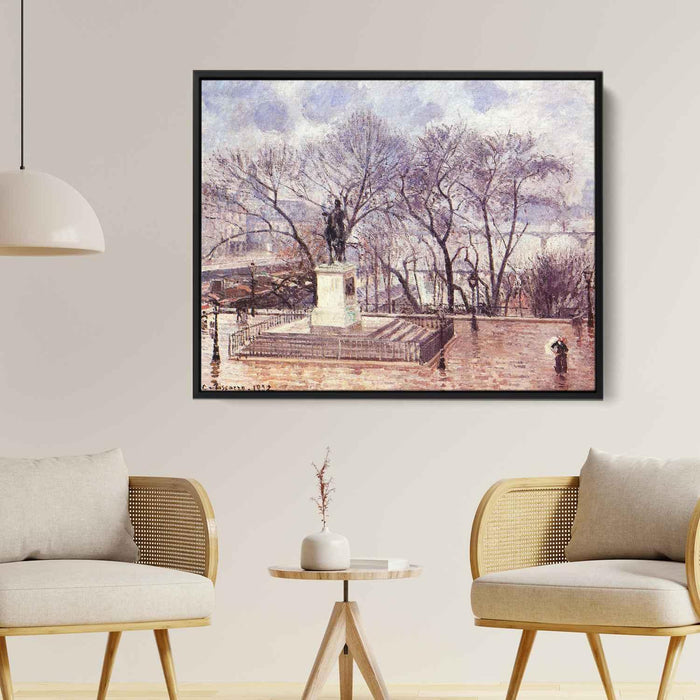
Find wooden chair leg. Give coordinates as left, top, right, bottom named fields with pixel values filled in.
left=154, top=629, right=179, bottom=700
left=339, top=645, right=353, bottom=700
left=97, top=631, right=121, bottom=700
left=505, top=630, right=536, bottom=700
left=586, top=633, right=615, bottom=700
left=657, top=636, right=686, bottom=700
left=0, top=638, right=13, bottom=700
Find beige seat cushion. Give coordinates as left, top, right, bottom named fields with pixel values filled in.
left=0, top=560, right=214, bottom=627
left=472, top=560, right=700, bottom=628
left=566, top=448, right=700, bottom=562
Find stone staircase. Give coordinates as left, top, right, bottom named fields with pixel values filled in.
left=370, top=318, right=436, bottom=344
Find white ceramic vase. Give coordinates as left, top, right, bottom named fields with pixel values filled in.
left=300, top=526, right=351, bottom=571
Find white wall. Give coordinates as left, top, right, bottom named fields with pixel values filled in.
left=0, top=0, right=699, bottom=685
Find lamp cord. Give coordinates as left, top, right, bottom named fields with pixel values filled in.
left=20, top=0, right=24, bottom=170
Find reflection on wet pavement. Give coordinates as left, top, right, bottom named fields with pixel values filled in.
left=200, top=318, right=595, bottom=393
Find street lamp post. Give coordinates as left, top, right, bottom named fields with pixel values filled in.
left=468, top=271, right=479, bottom=332
left=437, top=308, right=446, bottom=371
left=583, top=269, right=594, bottom=328
left=249, top=261, right=257, bottom=317
left=210, top=299, right=221, bottom=363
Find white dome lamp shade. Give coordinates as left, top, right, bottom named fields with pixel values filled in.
left=0, top=171, right=104, bottom=255
left=0, top=0, right=104, bottom=256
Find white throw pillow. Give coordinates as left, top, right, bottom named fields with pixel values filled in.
left=0, top=449, right=138, bottom=563
left=566, top=448, right=700, bottom=562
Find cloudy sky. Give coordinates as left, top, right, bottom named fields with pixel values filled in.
left=202, top=79, right=595, bottom=203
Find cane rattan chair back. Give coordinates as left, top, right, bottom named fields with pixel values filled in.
left=0, top=475, right=217, bottom=700
left=471, top=476, right=700, bottom=700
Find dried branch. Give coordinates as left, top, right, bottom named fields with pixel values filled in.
left=311, top=448, right=335, bottom=529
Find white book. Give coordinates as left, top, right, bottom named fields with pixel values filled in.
left=351, top=557, right=409, bottom=571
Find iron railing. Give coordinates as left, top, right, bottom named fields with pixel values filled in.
left=228, top=310, right=309, bottom=357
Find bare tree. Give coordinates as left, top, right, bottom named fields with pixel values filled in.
left=460, top=131, right=571, bottom=314
left=210, top=145, right=320, bottom=303
left=295, top=111, right=408, bottom=249
left=398, top=124, right=471, bottom=312
left=267, top=233, right=325, bottom=308
left=358, top=218, right=423, bottom=312
left=206, top=113, right=578, bottom=321
left=522, top=249, right=592, bottom=318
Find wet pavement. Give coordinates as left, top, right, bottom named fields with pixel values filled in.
left=200, top=318, right=596, bottom=393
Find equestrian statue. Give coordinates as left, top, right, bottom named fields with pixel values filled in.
left=322, top=199, right=347, bottom=264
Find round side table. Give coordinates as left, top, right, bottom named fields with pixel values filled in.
left=269, top=565, right=422, bottom=700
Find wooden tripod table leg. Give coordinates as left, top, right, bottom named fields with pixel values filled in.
left=345, top=602, right=389, bottom=700
left=302, top=602, right=348, bottom=700
left=339, top=645, right=353, bottom=700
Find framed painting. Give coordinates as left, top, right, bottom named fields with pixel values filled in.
left=193, top=71, right=602, bottom=398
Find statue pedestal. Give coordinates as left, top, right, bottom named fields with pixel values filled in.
left=310, top=263, right=362, bottom=334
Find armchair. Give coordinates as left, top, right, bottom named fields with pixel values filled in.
left=471, top=476, right=700, bottom=700
left=0, top=476, right=217, bottom=700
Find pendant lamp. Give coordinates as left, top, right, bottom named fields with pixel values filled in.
left=0, top=0, right=104, bottom=255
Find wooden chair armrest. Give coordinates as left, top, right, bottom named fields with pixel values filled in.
left=470, top=476, right=579, bottom=579
left=128, top=476, right=218, bottom=583
left=685, top=499, right=700, bottom=616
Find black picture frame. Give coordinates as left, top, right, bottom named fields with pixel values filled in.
left=193, top=70, right=603, bottom=399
